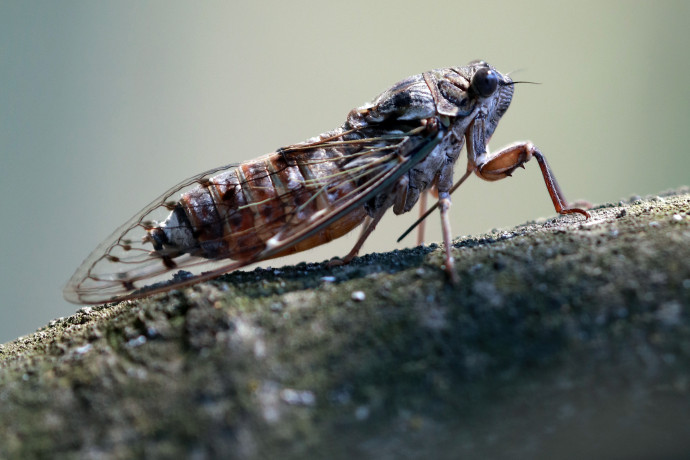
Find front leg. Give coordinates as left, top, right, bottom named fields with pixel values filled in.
left=476, top=141, right=591, bottom=218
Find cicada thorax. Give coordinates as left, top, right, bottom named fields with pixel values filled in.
left=146, top=130, right=368, bottom=264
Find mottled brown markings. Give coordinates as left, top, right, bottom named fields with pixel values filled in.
left=228, top=211, right=244, bottom=228
left=277, top=147, right=291, bottom=166
left=161, top=255, right=177, bottom=269
left=242, top=161, right=285, bottom=241
left=222, top=165, right=265, bottom=259
left=266, top=154, right=302, bottom=224
left=296, top=152, right=332, bottom=211
left=221, top=188, right=236, bottom=202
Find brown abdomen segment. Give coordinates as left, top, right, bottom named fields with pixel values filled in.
left=173, top=146, right=366, bottom=262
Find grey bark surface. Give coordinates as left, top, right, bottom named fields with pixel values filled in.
left=1, top=188, right=689, bottom=460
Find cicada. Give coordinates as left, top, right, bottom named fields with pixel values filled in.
left=64, top=60, right=589, bottom=305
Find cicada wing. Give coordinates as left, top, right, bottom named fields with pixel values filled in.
left=64, top=123, right=442, bottom=305
left=255, top=127, right=443, bottom=260
left=63, top=164, right=242, bottom=304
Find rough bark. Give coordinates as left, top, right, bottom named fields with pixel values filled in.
left=1, top=188, right=689, bottom=460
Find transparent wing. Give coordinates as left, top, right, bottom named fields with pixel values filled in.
left=64, top=123, right=442, bottom=304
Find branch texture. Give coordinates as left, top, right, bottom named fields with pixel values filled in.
left=1, top=188, right=689, bottom=459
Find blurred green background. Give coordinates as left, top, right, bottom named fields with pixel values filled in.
left=1, top=1, right=688, bottom=343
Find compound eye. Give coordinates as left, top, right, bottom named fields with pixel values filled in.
left=470, top=67, right=499, bottom=98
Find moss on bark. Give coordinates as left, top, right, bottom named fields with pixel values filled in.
left=1, top=188, right=689, bottom=459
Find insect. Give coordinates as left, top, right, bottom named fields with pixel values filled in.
left=64, top=60, right=590, bottom=305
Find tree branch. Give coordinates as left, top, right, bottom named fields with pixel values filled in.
left=1, top=188, right=689, bottom=459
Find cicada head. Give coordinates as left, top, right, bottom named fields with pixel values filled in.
left=461, top=60, right=515, bottom=142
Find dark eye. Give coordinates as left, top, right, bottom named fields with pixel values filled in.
left=470, top=68, right=498, bottom=98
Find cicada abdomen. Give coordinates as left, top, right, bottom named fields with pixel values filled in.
left=145, top=136, right=368, bottom=265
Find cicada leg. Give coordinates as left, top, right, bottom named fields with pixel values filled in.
left=328, top=212, right=383, bottom=267
left=416, top=190, right=427, bottom=246
left=329, top=171, right=411, bottom=267
left=475, top=142, right=591, bottom=217
left=437, top=190, right=459, bottom=283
